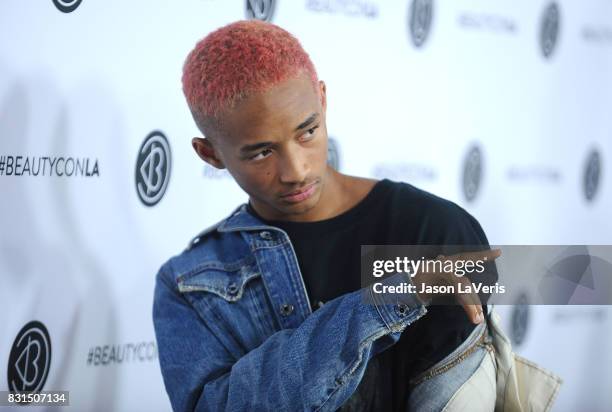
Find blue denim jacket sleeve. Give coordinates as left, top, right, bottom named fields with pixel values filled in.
left=153, top=263, right=427, bottom=412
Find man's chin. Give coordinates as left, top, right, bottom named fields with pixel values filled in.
left=276, top=194, right=321, bottom=217
left=279, top=201, right=316, bottom=215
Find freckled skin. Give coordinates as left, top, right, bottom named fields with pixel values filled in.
left=191, top=71, right=376, bottom=222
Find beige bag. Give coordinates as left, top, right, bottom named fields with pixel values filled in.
left=487, top=309, right=563, bottom=412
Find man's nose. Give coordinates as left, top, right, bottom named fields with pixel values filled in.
left=279, top=147, right=309, bottom=184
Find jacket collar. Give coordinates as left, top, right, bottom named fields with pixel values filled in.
left=218, top=203, right=279, bottom=233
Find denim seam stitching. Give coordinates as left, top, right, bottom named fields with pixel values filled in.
left=251, top=253, right=285, bottom=330
left=513, top=354, right=562, bottom=412
left=501, top=359, right=514, bottom=412
left=195, top=296, right=244, bottom=360
left=278, top=244, right=310, bottom=318
left=177, top=271, right=261, bottom=301
left=314, top=304, right=426, bottom=411
left=542, top=374, right=562, bottom=412
left=313, top=328, right=389, bottom=412
left=409, top=326, right=488, bottom=386
left=370, top=287, right=393, bottom=331
left=245, top=280, right=272, bottom=338
left=177, top=255, right=257, bottom=280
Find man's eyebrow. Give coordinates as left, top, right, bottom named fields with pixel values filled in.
left=295, top=113, right=319, bottom=131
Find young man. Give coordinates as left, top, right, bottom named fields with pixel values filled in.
left=153, top=20, right=500, bottom=411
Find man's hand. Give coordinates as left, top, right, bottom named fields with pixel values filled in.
left=411, top=249, right=502, bottom=324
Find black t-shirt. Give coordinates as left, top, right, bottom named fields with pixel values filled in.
left=247, top=178, right=496, bottom=411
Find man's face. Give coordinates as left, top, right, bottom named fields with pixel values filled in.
left=200, top=72, right=330, bottom=221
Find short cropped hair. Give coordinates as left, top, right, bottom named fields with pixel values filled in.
left=181, top=20, right=319, bottom=135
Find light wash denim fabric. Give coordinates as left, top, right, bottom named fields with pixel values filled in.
left=407, top=316, right=496, bottom=411
left=152, top=203, right=494, bottom=412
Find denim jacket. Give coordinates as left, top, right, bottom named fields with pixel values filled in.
left=152, top=203, right=429, bottom=411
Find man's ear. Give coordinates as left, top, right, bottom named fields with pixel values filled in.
left=192, top=137, right=226, bottom=169
left=318, top=80, right=327, bottom=113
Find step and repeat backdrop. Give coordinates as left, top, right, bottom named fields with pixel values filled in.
left=1, top=0, right=611, bottom=411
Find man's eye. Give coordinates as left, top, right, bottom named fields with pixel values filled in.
left=250, top=149, right=272, bottom=161
left=302, top=126, right=319, bottom=140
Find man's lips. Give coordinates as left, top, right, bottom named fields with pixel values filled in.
left=281, top=181, right=318, bottom=198
left=279, top=181, right=319, bottom=204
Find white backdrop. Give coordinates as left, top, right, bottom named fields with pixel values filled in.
left=1, top=0, right=611, bottom=411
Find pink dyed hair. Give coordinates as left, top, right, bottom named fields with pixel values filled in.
left=182, top=20, right=319, bottom=132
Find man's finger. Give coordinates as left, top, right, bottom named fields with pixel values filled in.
left=455, top=293, right=482, bottom=324
left=455, top=276, right=483, bottom=324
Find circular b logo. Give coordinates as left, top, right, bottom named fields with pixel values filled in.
left=7, top=321, right=52, bottom=395
left=540, top=2, right=560, bottom=59
left=511, top=293, right=530, bottom=347
left=462, top=144, right=482, bottom=202
left=135, top=131, right=172, bottom=207
left=584, top=149, right=601, bottom=202
left=246, top=0, right=276, bottom=22
left=409, top=0, right=433, bottom=48
left=327, top=137, right=341, bottom=171
left=52, top=0, right=82, bottom=13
